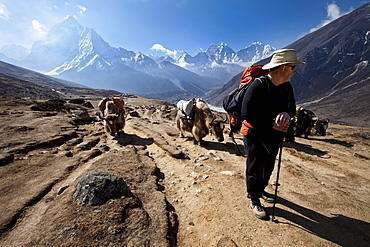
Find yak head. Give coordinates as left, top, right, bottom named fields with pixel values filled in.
left=104, top=114, right=119, bottom=136
left=208, top=115, right=227, bottom=142
left=314, top=119, right=329, bottom=136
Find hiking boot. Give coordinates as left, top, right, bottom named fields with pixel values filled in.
left=250, top=201, right=268, bottom=219
left=262, top=191, right=275, bottom=203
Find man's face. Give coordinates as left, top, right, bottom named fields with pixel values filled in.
left=283, top=63, right=297, bottom=81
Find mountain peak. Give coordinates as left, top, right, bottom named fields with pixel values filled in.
left=248, top=41, right=263, bottom=47
left=64, top=15, right=77, bottom=21
left=44, top=16, right=84, bottom=43
left=205, top=44, right=218, bottom=55
left=21, top=16, right=84, bottom=71
left=78, top=27, right=117, bottom=60
left=59, top=15, right=84, bottom=31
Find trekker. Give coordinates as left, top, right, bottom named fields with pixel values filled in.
left=240, top=49, right=305, bottom=219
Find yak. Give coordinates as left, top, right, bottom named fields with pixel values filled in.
left=313, top=119, right=329, bottom=136
left=176, top=100, right=226, bottom=146
left=294, top=107, right=329, bottom=138
left=98, top=98, right=125, bottom=136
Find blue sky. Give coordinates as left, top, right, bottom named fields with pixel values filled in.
left=0, top=0, right=368, bottom=57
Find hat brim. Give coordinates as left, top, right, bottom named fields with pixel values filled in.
left=262, top=61, right=305, bottom=70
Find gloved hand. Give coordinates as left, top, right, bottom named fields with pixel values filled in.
left=273, top=112, right=290, bottom=132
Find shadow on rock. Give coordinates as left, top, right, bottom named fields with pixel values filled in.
left=202, top=140, right=245, bottom=156
left=115, top=133, right=154, bottom=146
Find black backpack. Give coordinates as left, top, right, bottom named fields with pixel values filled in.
left=223, top=65, right=269, bottom=134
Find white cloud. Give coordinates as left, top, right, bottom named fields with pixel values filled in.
left=327, top=3, right=341, bottom=20
left=77, top=5, right=87, bottom=14
left=32, top=20, right=47, bottom=37
left=310, top=2, right=351, bottom=33
left=0, top=3, right=11, bottom=21
left=150, top=44, right=180, bottom=57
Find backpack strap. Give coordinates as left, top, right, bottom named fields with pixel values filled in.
left=254, top=75, right=270, bottom=97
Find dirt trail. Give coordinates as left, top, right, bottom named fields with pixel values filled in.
left=0, top=96, right=369, bottom=246
left=124, top=97, right=370, bottom=246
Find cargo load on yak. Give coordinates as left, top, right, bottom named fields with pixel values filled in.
left=98, top=97, right=125, bottom=117
left=111, top=97, right=125, bottom=110
left=223, top=65, right=269, bottom=135
left=177, top=98, right=204, bottom=120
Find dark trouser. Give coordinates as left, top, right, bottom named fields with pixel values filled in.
left=243, top=129, right=283, bottom=203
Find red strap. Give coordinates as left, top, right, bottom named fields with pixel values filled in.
left=243, top=120, right=254, bottom=128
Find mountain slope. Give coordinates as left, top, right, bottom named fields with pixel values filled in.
left=0, top=73, right=62, bottom=100
left=0, top=60, right=85, bottom=89
left=287, top=2, right=370, bottom=102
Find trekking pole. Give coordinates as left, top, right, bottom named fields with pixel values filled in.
left=228, top=116, right=243, bottom=156
left=270, top=139, right=283, bottom=222
left=230, top=132, right=243, bottom=156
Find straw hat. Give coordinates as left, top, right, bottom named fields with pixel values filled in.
left=262, top=49, right=305, bottom=70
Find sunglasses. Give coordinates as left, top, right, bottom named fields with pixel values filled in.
left=285, top=64, right=296, bottom=70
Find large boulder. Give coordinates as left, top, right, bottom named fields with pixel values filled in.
left=73, top=170, right=131, bottom=206
left=69, top=109, right=92, bottom=124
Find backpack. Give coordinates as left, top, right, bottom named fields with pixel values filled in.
left=222, top=65, right=269, bottom=134
left=176, top=98, right=199, bottom=120
left=112, top=97, right=125, bottom=110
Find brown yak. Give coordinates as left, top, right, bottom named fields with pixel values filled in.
left=176, top=100, right=226, bottom=146
left=98, top=98, right=125, bottom=136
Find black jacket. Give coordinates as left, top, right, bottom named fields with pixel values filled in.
left=240, top=75, right=296, bottom=133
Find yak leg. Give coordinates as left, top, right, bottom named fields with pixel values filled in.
left=104, top=123, right=112, bottom=136
left=192, top=126, right=206, bottom=146
left=176, top=118, right=183, bottom=137
left=116, top=120, right=125, bottom=137
left=176, top=118, right=188, bottom=138
left=117, top=128, right=125, bottom=136
left=304, top=127, right=311, bottom=139
left=116, top=127, right=123, bottom=136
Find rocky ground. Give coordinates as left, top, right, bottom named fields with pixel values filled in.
left=0, top=95, right=369, bottom=246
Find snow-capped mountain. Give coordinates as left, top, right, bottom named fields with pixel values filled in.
left=37, top=17, right=214, bottom=96
left=236, top=42, right=276, bottom=64
left=6, top=16, right=275, bottom=98
left=148, top=55, right=176, bottom=64
left=22, top=16, right=84, bottom=72
left=207, top=42, right=236, bottom=62
left=48, top=27, right=123, bottom=75
left=175, top=42, right=276, bottom=81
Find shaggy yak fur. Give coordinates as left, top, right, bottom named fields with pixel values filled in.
left=176, top=101, right=225, bottom=146
left=98, top=98, right=125, bottom=136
